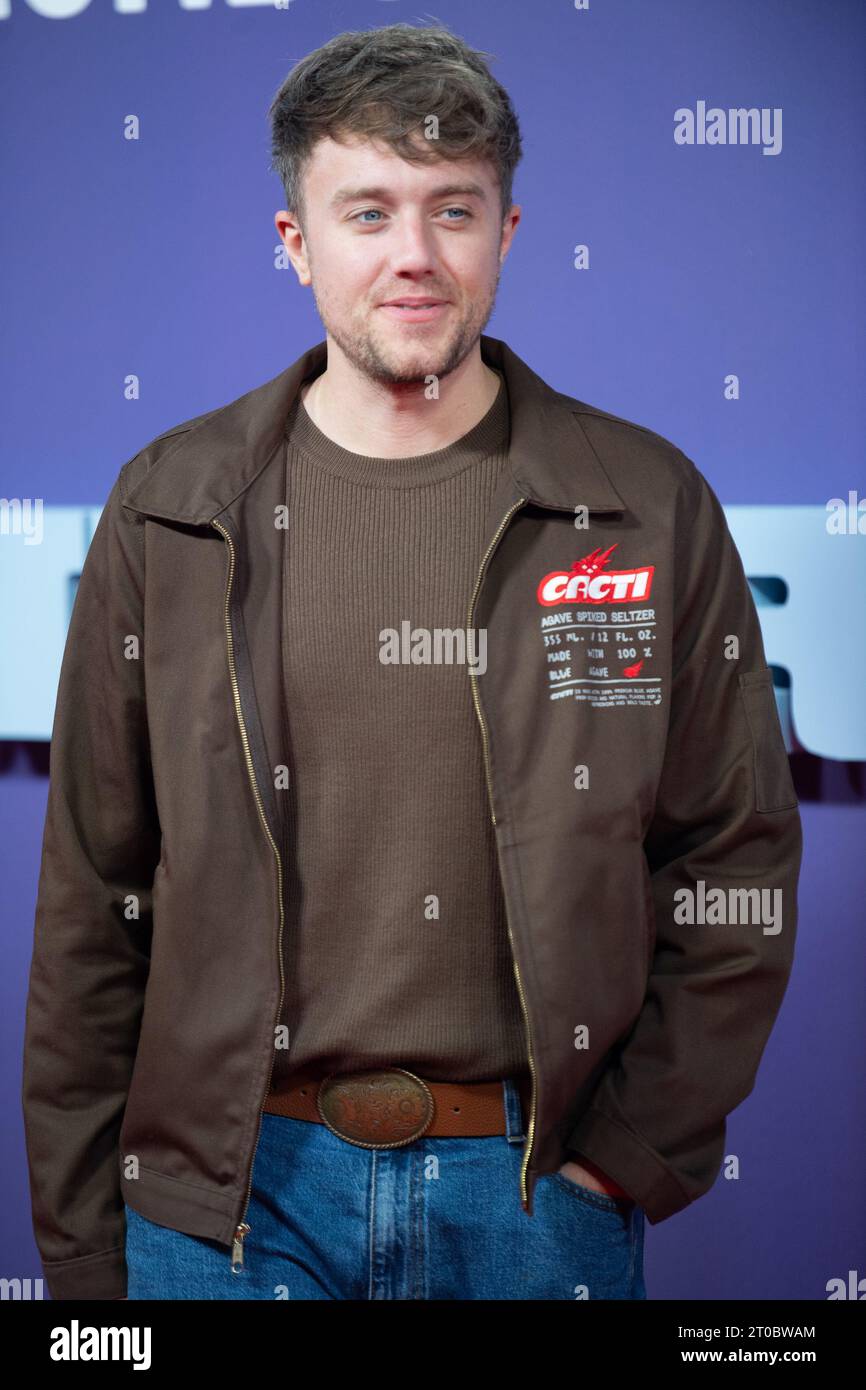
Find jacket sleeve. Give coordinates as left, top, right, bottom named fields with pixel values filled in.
left=566, top=460, right=803, bottom=1223
left=21, top=460, right=159, bottom=1299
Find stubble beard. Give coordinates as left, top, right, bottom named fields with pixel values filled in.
left=310, top=262, right=502, bottom=389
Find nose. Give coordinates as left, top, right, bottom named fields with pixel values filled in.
left=384, top=211, right=440, bottom=277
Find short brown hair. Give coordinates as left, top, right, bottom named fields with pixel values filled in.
left=268, top=21, right=523, bottom=235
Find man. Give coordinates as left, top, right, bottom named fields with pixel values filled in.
left=22, top=23, right=802, bottom=1301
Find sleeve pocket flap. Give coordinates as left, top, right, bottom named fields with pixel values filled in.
left=737, top=670, right=799, bottom=813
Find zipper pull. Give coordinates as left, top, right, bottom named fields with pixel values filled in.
left=231, top=1222, right=251, bottom=1273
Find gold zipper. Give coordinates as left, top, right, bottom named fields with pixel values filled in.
left=466, top=495, right=537, bottom=1210
left=211, top=518, right=286, bottom=1273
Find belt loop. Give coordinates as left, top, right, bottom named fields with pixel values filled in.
left=502, top=1078, right=527, bottom=1143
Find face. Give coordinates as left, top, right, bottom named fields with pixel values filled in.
left=275, top=132, right=521, bottom=386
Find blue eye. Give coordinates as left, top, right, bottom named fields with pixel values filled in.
left=351, top=207, right=473, bottom=225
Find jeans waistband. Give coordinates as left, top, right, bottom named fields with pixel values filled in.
left=501, top=1077, right=528, bottom=1144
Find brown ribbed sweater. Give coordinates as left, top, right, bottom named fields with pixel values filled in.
left=267, top=368, right=531, bottom=1090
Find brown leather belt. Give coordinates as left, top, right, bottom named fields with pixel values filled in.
left=262, top=1066, right=533, bottom=1150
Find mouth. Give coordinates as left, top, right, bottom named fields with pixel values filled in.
left=378, top=300, right=449, bottom=323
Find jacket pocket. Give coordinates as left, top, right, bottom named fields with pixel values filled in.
left=737, top=670, right=799, bottom=813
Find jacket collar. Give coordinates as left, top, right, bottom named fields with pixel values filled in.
left=122, top=334, right=626, bottom=524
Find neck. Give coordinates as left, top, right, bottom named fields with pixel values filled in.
left=299, top=339, right=500, bottom=459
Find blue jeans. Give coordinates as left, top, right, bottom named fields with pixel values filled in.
left=124, top=1079, right=646, bottom=1300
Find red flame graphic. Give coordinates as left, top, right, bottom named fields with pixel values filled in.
left=568, top=543, right=618, bottom=578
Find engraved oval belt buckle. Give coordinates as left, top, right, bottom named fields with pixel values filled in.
left=317, top=1067, right=435, bottom=1150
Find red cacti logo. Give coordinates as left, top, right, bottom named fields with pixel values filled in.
left=537, top=543, right=655, bottom=606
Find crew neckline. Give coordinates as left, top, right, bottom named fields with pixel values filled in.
left=285, top=369, right=509, bottom=487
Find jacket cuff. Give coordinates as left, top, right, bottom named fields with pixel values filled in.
left=42, top=1245, right=127, bottom=1301
left=566, top=1106, right=692, bottom=1224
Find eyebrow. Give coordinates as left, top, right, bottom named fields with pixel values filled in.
left=329, top=181, right=489, bottom=210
